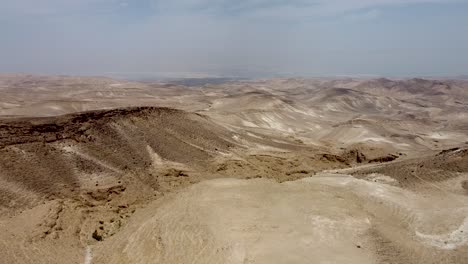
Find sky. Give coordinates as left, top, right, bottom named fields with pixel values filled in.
left=1, top=0, right=468, bottom=78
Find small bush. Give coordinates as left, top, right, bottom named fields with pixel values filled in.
left=92, top=230, right=103, bottom=241
left=462, top=180, right=468, bottom=191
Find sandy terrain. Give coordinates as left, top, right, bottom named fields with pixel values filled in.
left=0, top=74, right=467, bottom=263
left=93, top=174, right=468, bottom=264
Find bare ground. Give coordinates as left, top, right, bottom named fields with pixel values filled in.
left=1, top=75, right=468, bottom=263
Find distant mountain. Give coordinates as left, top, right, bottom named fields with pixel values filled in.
left=168, top=77, right=248, bottom=87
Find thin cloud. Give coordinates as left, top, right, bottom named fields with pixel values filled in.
left=151, top=0, right=460, bottom=17
left=0, top=0, right=122, bottom=16
left=1, top=0, right=461, bottom=17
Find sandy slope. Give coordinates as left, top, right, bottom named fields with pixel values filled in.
left=93, top=174, right=468, bottom=264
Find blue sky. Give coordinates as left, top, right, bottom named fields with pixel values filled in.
left=1, top=0, right=467, bottom=78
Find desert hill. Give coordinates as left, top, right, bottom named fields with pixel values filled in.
left=0, top=75, right=467, bottom=263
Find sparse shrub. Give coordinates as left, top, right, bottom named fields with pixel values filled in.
left=92, top=230, right=103, bottom=241
left=462, top=180, right=468, bottom=191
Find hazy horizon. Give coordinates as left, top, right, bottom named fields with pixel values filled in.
left=1, top=0, right=468, bottom=78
